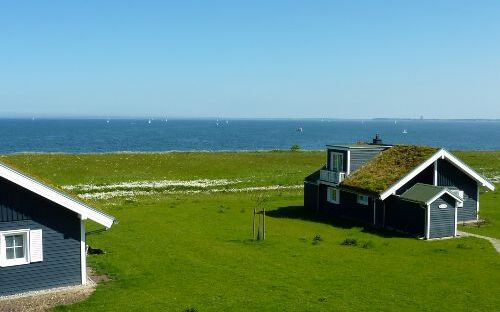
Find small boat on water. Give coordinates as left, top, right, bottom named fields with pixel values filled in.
left=402, top=129, right=408, bottom=134
left=297, top=127, right=303, bottom=132
left=148, top=119, right=152, bottom=124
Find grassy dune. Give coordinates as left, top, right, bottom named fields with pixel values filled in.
left=1, top=151, right=499, bottom=311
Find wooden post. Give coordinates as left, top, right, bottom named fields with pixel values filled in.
left=263, top=208, right=266, bottom=240
left=257, top=214, right=261, bottom=240
left=253, top=208, right=256, bottom=240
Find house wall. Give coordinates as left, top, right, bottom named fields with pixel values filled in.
left=429, top=194, right=456, bottom=238
left=304, top=182, right=319, bottom=212
left=436, top=159, right=478, bottom=222
left=396, top=165, right=434, bottom=195
left=0, top=177, right=82, bottom=296
left=317, top=185, right=373, bottom=223
left=384, top=196, right=425, bottom=236
left=349, top=149, right=384, bottom=173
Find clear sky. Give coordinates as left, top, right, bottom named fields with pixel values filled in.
left=1, top=1, right=499, bottom=119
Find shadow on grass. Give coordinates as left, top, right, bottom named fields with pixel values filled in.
left=266, top=205, right=409, bottom=238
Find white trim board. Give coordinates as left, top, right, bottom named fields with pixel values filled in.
left=380, top=149, right=495, bottom=200
left=425, top=189, right=463, bottom=206
left=0, top=163, right=115, bottom=228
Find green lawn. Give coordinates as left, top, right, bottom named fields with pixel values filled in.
left=1, top=151, right=499, bottom=311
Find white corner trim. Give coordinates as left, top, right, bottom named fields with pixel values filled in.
left=476, top=185, right=480, bottom=220
left=454, top=206, right=458, bottom=237
left=425, top=204, right=430, bottom=239
left=433, top=161, right=437, bottom=186
left=346, top=150, right=351, bottom=175
left=380, top=149, right=495, bottom=200
left=0, top=163, right=114, bottom=228
left=81, top=220, right=87, bottom=285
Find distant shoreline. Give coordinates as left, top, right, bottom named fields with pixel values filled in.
left=0, top=117, right=499, bottom=122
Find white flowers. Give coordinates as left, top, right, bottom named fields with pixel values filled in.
left=75, top=184, right=302, bottom=200
left=62, top=179, right=302, bottom=200
left=62, top=179, right=241, bottom=192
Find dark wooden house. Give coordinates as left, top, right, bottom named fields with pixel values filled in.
left=0, top=162, right=115, bottom=296
left=304, top=135, right=495, bottom=239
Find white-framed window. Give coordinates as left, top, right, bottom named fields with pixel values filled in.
left=449, top=189, right=464, bottom=208
left=330, top=152, right=344, bottom=172
left=327, top=187, right=340, bottom=204
left=357, top=194, right=369, bottom=205
left=0, top=229, right=43, bottom=267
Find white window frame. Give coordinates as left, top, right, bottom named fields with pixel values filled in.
left=330, top=152, right=344, bottom=172
left=449, top=189, right=464, bottom=208
left=0, top=229, right=30, bottom=267
left=357, top=194, right=369, bottom=206
left=327, top=187, right=340, bottom=204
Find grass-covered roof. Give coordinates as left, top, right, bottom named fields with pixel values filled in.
left=341, top=145, right=439, bottom=194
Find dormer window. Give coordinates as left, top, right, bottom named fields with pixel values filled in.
left=330, top=152, right=344, bottom=172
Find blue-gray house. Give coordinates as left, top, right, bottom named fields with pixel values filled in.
left=304, top=135, right=495, bottom=239
left=0, top=162, right=115, bottom=296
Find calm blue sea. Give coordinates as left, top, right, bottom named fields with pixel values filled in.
left=0, top=119, right=499, bottom=153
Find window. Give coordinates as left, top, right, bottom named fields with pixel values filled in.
left=0, top=230, right=29, bottom=266
left=449, top=189, right=464, bottom=208
left=357, top=194, right=369, bottom=205
left=0, top=229, right=43, bottom=267
left=327, top=187, right=340, bottom=204
left=330, top=153, right=344, bottom=172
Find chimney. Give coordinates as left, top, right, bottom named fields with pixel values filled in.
left=372, top=133, right=383, bottom=145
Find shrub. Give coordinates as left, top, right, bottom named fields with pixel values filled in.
left=361, top=240, right=374, bottom=249
left=290, top=144, right=301, bottom=152
left=184, top=308, right=198, bottom=312
left=312, top=234, right=323, bottom=245
left=341, top=237, right=358, bottom=246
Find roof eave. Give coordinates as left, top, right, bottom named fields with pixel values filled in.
left=379, top=149, right=495, bottom=200
left=0, top=163, right=115, bottom=229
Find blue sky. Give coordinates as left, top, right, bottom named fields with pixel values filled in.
left=0, top=0, right=499, bottom=119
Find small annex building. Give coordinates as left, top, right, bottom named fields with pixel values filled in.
left=0, top=161, right=115, bottom=296
left=304, top=135, right=495, bottom=239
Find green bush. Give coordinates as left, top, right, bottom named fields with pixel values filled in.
left=290, top=144, right=301, bottom=152
left=361, top=240, right=374, bottom=249
left=341, top=238, right=358, bottom=246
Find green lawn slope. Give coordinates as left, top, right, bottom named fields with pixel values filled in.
left=0, top=151, right=498, bottom=311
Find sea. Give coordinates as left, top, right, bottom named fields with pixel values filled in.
left=0, top=119, right=499, bottom=153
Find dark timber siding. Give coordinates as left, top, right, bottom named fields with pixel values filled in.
left=429, top=194, right=456, bottom=238
left=396, top=165, right=434, bottom=195
left=385, top=196, right=425, bottom=236
left=304, top=182, right=319, bottom=212
left=0, top=177, right=82, bottom=296
left=327, top=149, right=347, bottom=171
left=318, top=187, right=372, bottom=222
left=349, top=149, right=383, bottom=173
left=437, top=159, right=478, bottom=222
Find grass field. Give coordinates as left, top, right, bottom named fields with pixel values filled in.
left=1, top=151, right=499, bottom=311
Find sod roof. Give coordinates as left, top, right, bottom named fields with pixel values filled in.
left=341, top=145, right=439, bottom=194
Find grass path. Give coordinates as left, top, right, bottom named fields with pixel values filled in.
left=458, top=231, right=500, bottom=253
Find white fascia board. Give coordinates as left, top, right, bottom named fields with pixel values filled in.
left=380, top=150, right=443, bottom=200
left=441, top=150, right=495, bottom=191
left=380, top=149, right=495, bottom=200
left=425, top=189, right=463, bottom=205
left=0, top=164, right=115, bottom=228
